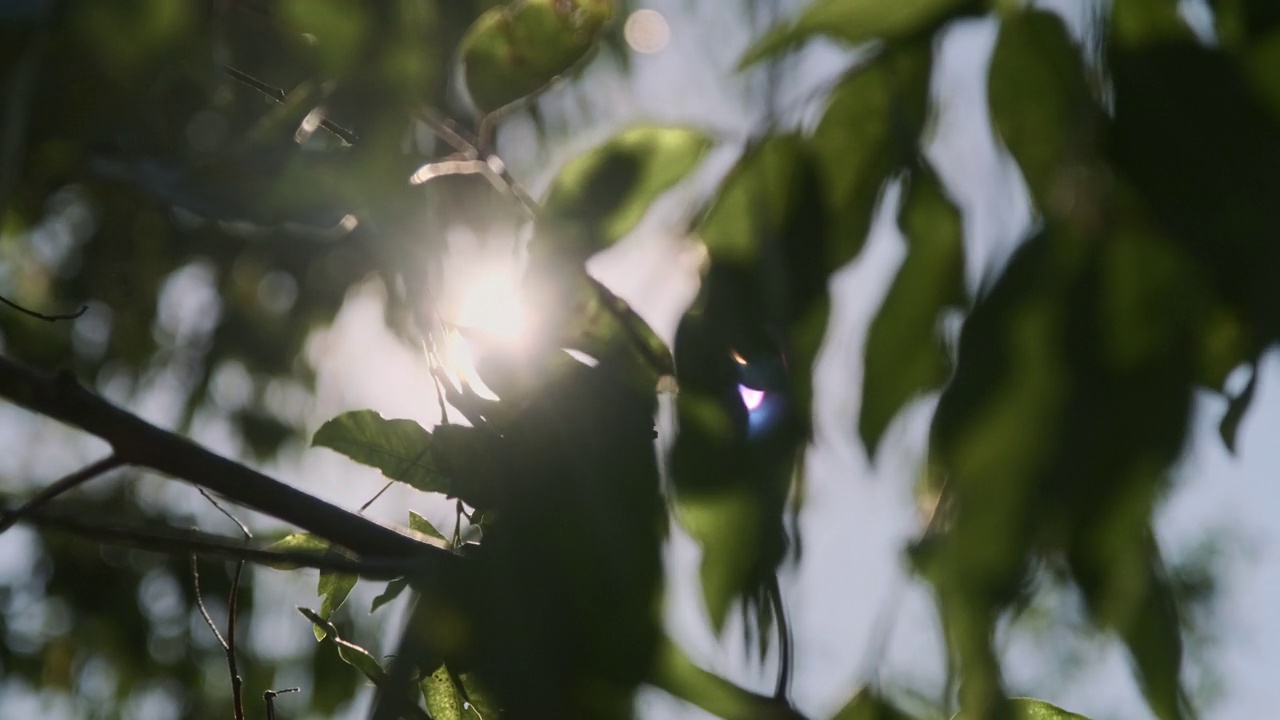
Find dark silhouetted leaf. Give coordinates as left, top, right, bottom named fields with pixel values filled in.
left=537, top=126, right=711, bottom=256
left=813, top=42, right=932, bottom=272
left=989, top=9, right=1100, bottom=219
left=313, top=410, right=448, bottom=494
left=460, top=0, right=612, bottom=114
left=371, top=577, right=410, bottom=614
left=740, top=0, right=974, bottom=67
left=860, top=163, right=965, bottom=459
left=1219, top=364, right=1258, bottom=454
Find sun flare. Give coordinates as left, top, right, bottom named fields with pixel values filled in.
left=440, top=261, right=529, bottom=400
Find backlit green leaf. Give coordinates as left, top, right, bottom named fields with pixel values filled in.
left=316, top=569, right=357, bottom=640
left=313, top=410, right=448, bottom=494
left=408, top=510, right=448, bottom=542
left=830, top=688, right=918, bottom=720
left=461, top=0, right=612, bottom=115
left=952, top=697, right=1092, bottom=720
left=860, top=164, right=965, bottom=460
left=740, top=0, right=973, bottom=67
left=298, top=607, right=387, bottom=684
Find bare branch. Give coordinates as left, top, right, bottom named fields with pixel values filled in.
left=264, top=688, right=301, bottom=720
left=0, top=294, right=88, bottom=322
left=192, top=553, right=230, bottom=651
left=0, top=354, right=458, bottom=572
left=223, top=65, right=358, bottom=145
left=0, top=454, right=123, bottom=535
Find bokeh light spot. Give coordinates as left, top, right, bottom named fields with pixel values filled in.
left=624, top=9, right=671, bottom=54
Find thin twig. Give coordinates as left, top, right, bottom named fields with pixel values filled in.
left=4, top=499, right=418, bottom=578
left=192, top=552, right=229, bottom=650
left=198, top=486, right=253, bottom=538
left=768, top=575, right=792, bottom=701
left=0, top=454, right=123, bottom=535
left=360, top=481, right=395, bottom=513
left=412, top=106, right=540, bottom=218
left=227, top=558, right=247, bottom=720
left=222, top=65, right=358, bottom=145
left=264, top=688, right=301, bottom=720
left=0, top=294, right=88, bottom=322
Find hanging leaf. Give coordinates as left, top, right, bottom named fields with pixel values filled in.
left=1219, top=363, right=1258, bottom=454
left=423, top=665, right=469, bottom=720
left=313, top=410, right=449, bottom=494
left=989, top=9, right=1101, bottom=219
left=371, top=577, right=410, bottom=614
left=739, top=0, right=975, bottom=67
left=316, top=569, right=358, bottom=640
left=536, top=126, right=711, bottom=257
left=298, top=607, right=388, bottom=685
left=460, top=0, right=613, bottom=115
left=812, top=42, right=933, bottom=273
left=859, top=163, right=965, bottom=460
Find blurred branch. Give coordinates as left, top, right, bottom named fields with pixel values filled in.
left=222, top=65, right=358, bottom=145
left=0, top=294, right=88, bottom=322
left=0, top=354, right=458, bottom=571
left=5, top=500, right=416, bottom=578
left=263, top=688, right=301, bottom=720
left=0, top=454, right=123, bottom=534
left=651, top=638, right=809, bottom=720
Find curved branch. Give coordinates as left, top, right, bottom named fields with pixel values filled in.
left=0, top=453, right=122, bottom=534
left=0, top=354, right=458, bottom=574
left=0, top=294, right=87, bottom=322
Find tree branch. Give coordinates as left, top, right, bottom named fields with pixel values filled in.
left=5, top=501, right=416, bottom=578
left=0, top=354, right=457, bottom=573
left=0, top=294, right=88, bottom=322
left=0, top=453, right=123, bottom=534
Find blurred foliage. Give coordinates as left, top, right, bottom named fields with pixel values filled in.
left=3, top=0, right=1279, bottom=719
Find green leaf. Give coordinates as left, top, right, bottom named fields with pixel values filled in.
left=988, top=9, right=1100, bottom=218
left=952, top=697, right=1092, bottom=720
left=263, top=532, right=330, bottom=569
left=315, top=569, right=358, bottom=640
left=678, top=489, right=763, bottom=633
left=830, top=688, right=918, bottom=720
left=651, top=637, right=804, bottom=720
left=537, top=126, right=712, bottom=256
left=1219, top=363, right=1258, bottom=454
left=408, top=510, right=448, bottom=542
left=313, top=410, right=449, bottom=494
left=370, top=577, right=410, bottom=614
left=740, top=0, right=972, bottom=67
left=298, top=607, right=388, bottom=685
left=460, top=0, right=612, bottom=115
left=812, top=43, right=933, bottom=273
left=859, top=164, right=965, bottom=460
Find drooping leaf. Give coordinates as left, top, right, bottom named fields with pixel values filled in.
left=812, top=42, right=933, bottom=273
left=298, top=607, right=388, bottom=685
left=678, top=489, right=763, bottom=632
left=316, top=569, right=358, bottom=640
left=989, top=9, right=1101, bottom=219
left=313, top=410, right=449, bottom=494
left=740, top=0, right=975, bottom=67
left=860, top=163, right=965, bottom=460
left=536, top=126, right=711, bottom=256
left=370, top=577, right=410, bottom=614
left=1219, top=363, right=1258, bottom=454
left=460, top=0, right=612, bottom=115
